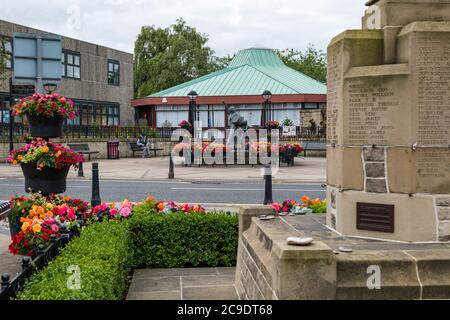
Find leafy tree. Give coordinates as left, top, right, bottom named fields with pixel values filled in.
left=0, top=38, right=9, bottom=80
left=134, top=18, right=228, bottom=98
left=277, top=44, right=327, bottom=83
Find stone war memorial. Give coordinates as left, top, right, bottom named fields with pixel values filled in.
left=234, top=0, right=450, bottom=300
left=327, top=0, right=450, bottom=242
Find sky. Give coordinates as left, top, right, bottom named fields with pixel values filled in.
left=0, top=0, right=365, bottom=56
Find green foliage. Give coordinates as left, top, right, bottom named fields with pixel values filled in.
left=134, top=18, right=229, bottom=98
left=281, top=118, right=294, bottom=126
left=17, top=221, right=132, bottom=300
left=277, top=44, right=327, bottom=83
left=129, top=202, right=239, bottom=268
left=309, top=202, right=327, bottom=214
left=0, top=37, right=8, bottom=79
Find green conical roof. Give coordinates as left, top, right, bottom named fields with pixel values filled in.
left=149, top=48, right=326, bottom=98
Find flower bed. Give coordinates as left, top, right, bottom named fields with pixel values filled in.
left=8, top=193, right=132, bottom=256
left=8, top=195, right=238, bottom=300
left=272, top=196, right=327, bottom=215
left=16, top=220, right=132, bottom=300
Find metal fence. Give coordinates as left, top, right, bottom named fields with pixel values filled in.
left=0, top=231, right=73, bottom=300
left=0, top=124, right=326, bottom=142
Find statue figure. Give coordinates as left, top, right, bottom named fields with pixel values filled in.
left=226, top=106, right=249, bottom=146
left=228, top=106, right=249, bottom=131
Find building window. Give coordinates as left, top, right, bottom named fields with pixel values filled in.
left=1, top=36, right=12, bottom=69
left=73, top=102, right=120, bottom=126
left=304, top=103, right=319, bottom=109
left=62, top=50, right=81, bottom=79
left=108, top=60, right=120, bottom=86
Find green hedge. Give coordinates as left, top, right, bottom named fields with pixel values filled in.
left=17, top=220, right=132, bottom=300
left=129, top=203, right=239, bottom=268
left=16, top=204, right=239, bottom=300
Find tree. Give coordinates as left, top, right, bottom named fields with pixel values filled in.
left=0, top=38, right=9, bottom=80
left=134, top=18, right=228, bottom=98
left=277, top=44, right=327, bottom=83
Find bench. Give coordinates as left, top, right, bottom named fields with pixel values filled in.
left=0, top=201, right=10, bottom=221
left=128, top=142, right=163, bottom=158
left=68, top=143, right=99, bottom=161
left=302, top=141, right=326, bottom=157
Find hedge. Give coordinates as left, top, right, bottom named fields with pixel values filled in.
left=17, top=220, right=132, bottom=300
left=129, top=202, right=239, bottom=268
left=16, top=203, right=239, bottom=300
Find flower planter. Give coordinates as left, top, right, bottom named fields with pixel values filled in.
left=20, top=163, right=70, bottom=194
left=26, top=114, right=64, bottom=138
left=8, top=216, right=21, bottom=238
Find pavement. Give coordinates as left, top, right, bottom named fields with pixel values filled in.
left=0, top=231, right=23, bottom=280
left=0, top=156, right=326, bottom=184
left=127, top=267, right=237, bottom=300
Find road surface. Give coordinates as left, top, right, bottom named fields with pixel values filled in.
left=0, top=178, right=326, bottom=204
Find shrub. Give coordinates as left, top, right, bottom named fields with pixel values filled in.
left=129, top=202, right=239, bottom=268
left=17, top=220, right=132, bottom=300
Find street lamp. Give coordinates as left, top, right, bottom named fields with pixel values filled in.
left=187, top=90, right=198, bottom=132
left=44, top=83, right=57, bottom=94
left=261, top=90, right=272, bottom=126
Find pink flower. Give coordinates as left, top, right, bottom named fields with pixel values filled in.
left=51, top=224, right=59, bottom=233
left=119, top=206, right=131, bottom=218
left=109, top=208, right=118, bottom=216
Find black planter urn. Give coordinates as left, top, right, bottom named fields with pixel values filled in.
left=26, top=114, right=64, bottom=138
left=8, top=216, right=21, bottom=238
left=20, top=163, right=70, bottom=195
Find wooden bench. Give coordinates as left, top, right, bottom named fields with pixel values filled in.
left=128, top=142, right=163, bottom=158
left=0, top=201, right=10, bottom=222
left=302, top=141, right=326, bottom=157
left=129, top=142, right=144, bottom=158
left=68, top=143, right=99, bottom=161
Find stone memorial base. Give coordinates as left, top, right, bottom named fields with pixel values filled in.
left=235, top=206, right=450, bottom=300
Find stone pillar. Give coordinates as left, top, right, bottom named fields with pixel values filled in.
left=327, top=0, right=450, bottom=242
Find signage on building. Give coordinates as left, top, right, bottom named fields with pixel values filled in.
left=13, top=32, right=62, bottom=93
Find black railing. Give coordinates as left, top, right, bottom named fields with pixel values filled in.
left=0, top=124, right=177, bottom=142
left=0, top=124, right=326, bottom=143
left=0, top=225, right=78, bottom=300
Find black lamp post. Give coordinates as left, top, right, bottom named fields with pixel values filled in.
left=187, top=90, right=198, bottom=134
left=261, top=90, right=272, bottom=127
left=44, top=83, right=57, bottom=94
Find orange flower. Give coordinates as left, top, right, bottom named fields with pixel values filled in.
left=32, top=224, right=42, bottom=233
left=146, top=196, right=155, bottom=202
left=301, top=196, right=310, bottom=204
left=157, top=202, right=165, bottom=211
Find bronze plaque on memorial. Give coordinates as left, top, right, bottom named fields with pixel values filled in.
left=356, top=202, right=394, bottom=233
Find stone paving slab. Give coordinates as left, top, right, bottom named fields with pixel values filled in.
left=127, top=268, right=238, bottom=300
left=0, top=156, right=326, bottom=183
left=0, top=233, right=23, bottom=279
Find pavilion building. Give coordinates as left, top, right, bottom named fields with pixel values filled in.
left=132, top=47, right=327, bottom=135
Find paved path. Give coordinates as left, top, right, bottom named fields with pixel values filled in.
left=0, top=156, right=326, bottom=183
left=0, top=179, right=326, bottom=204
left=0, top=232, right=23, bottom=278
left=127, top=268, right=237, bottom=300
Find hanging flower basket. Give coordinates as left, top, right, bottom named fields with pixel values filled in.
left=7, top=140, right=84, bottom=195
left=21, top=163, right=71, bottom=194
left=13, top=93, right=77, bottom=138
left=26, top=114, right=64, bottom=138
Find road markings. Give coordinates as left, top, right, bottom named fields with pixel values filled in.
left=171, top=187, right=324, bottom=192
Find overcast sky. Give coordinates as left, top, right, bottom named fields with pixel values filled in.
left=1, top=0, right=365, bottom=56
